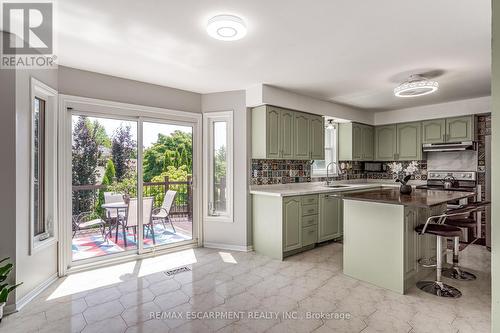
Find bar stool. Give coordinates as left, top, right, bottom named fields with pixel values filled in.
left=415, top=221, right=463, bottom=298
left=442, top=201, right=490, bottom=280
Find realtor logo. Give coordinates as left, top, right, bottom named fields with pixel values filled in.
left=2, top=2, right=52, bottom=54
left=1, top=2, right=56, bottom=68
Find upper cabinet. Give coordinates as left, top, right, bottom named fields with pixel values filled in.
left=396, top=122, right=422, bottom=160
left=422, top=116, right=474, bottom=143
left=375, top=125, right=397, bottom=161
left=421, top=119, right=446, bottom=144
left=309, top=115, right=325, bottom=160
left=338, top=123, right=374, bottom=161
left=446, top=116, right=474, bottom=142
left=252, top=105, right=324, bottom=160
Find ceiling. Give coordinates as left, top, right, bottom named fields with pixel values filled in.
left=57, top=0, right=491, bottom=111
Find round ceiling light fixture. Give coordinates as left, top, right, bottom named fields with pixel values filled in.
left=394, top=74, right=439, bottom=98
left=207, top=14, right=247, bottom=41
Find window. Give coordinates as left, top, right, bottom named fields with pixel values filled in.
left=203, top=111, right=233, bottom=222
left=312, top=123, right=337, bottom=177
left=31, top=78, right=57, bottom=253
left=33, top=97, right=46, bottom=236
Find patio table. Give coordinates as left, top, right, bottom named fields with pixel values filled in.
left=101, top=202, right=128, bottom=242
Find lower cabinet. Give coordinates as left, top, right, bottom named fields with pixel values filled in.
left=318, top=194, right=343, bottom=242
left=283, top=197, right=302, bottom=252
left=253, top=193, right=342, bottom=260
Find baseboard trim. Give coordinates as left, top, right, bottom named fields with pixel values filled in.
left=12, top=273, right=58, bottom=313
left=203, top=242, right=254, bottom=252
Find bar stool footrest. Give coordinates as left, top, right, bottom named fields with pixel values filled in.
left=442, top=267, right=476, bottom=281
left=416, top=281, right=462, bottom=298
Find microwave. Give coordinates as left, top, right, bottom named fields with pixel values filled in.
left=364, top=162, right=385, bottom=172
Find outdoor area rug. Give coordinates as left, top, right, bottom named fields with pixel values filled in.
left=72, top=224, right=191, bottom=261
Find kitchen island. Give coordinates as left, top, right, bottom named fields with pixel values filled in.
left=341, top=188, right=475, bottom=294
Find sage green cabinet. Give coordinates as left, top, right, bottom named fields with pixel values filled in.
left=318, top=194, right=343, bottom=242
left=309, top=115, right=325, bottom=160
left=294, top=113, right=310, bottom=159
left=446, top=116, right=474, bottom=142
left=283, top=197, right=302, bottom=252
left=338, top=123, right=374, bottom=161
left=280, top=109, right=295, bottom=159
left=396, top=122, right=422, bottom=160
left=375, top=125, right=397, bottom=161
left=361, top=125, right=375, bottom=160
left=422, top=119, right=446, bottom=144
left=252, top=105, right=324, bottom=160
left=422, top=116, right=474, bottom=143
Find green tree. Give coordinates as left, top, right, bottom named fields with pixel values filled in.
left=97, top=159, right=116, bottom=215
left=72, top=116, right=101, bottom=214
left=112, top=125, right=135, bottom=181
left=149, top=165, right=190, bottom=207
left=143, top=130, right=192, bottom=181
left=88, top=120, right=111, bottom=148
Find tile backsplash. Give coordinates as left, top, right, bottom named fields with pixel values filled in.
left=250, top=159, right=427, bottom=185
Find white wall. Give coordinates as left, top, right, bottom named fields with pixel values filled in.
left=58, top=66, right=202, bottom=113
left=0, top=51, right=17, bottom=308
left=15, top=68, right=59, bottom=303
left=374, top=96, right=491, bottom=125
left=491, top=0, right=499, bottom=329
left=247, top=84, right=374, bottom=124
left=201, top=90, right=251, bottom=249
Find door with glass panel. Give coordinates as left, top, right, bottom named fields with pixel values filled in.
left=71, top=115, right=138, bottom=261
left=142, top=121, right=194, bottom=250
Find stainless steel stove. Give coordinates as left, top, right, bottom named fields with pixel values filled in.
left=416, top=170, right=477, bottom=192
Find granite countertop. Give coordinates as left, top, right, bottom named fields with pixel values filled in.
left=249, top=180, right=413, bottom=197
left=341, top=188, right=476, bottom=208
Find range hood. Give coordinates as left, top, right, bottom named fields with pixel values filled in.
left=422, top=141, right=476, bottom=152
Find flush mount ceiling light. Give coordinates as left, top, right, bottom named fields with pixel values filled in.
left=207, top=14, right=247, bottom=41
left=394, top=74, right=439, bottom=98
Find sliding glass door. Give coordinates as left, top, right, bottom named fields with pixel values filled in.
left=66, top=105, right=200, bottom=267
left=142, top=121, right=193, bottom=250
left=71, top=115, right=138, bottom=261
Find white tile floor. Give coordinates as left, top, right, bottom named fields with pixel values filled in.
left=0, top=242, right=490, bottom=333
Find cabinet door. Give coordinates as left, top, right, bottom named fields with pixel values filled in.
left=422, top=119, right=446, bottom=144
left=397, top=122, right=422, bottom=160
left=283, top=197, right=302, bottom=251
left=352, top=124, right=363, bottom=160
left=361, top=125, right=374, bottom=160
left=446, top=116, right=473, bottom=142
left=310, top=116, right=325, bottom=160
left=404, top=208, right=419, bottom=280
left=281, top=109, right=295, bottom=159
left=318, top=194, right=341, bottom=242
left=294, top=113, right=310, bottom=159
left=375, top=125, right=397, bottom=161
left=266, top=107, right=281, bottom=158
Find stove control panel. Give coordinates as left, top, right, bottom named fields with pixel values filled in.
left=427, top=171, right=476, bottom=181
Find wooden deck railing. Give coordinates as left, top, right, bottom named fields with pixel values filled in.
left=72, top=177, right=193, bottom=218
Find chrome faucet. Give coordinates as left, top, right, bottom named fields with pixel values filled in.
left=325, top=162, right=342, bottom=186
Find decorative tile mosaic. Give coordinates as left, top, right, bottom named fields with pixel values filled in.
left=251, top=159, right=427, bottom=185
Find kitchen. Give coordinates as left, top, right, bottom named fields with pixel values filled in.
left=250, top=103, right=491, bottom=297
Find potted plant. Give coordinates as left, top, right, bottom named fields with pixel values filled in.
left=0, top=258, right=22, bottom=322
left=388, top=161, right=419, bottom=194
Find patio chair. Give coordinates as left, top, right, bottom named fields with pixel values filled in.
left=72, top=212, right=105, bottom=238
left=119, top=197, right=154, bottom=247
left=152, top=190, right=177, bottom=233
left=104, top=192, right=126, bottom=219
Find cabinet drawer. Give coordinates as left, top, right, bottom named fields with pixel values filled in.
left=302, top=215, right=318, bottom=228
left=302, top=225, right=318, bottom=247
left=301, top=195, right=318, bottom=206
left=302, top=204, right=318, bottom=216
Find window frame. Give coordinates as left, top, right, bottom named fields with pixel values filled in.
left=203, top=111, right=234, bottom=223
left=312, top=122, right=338, bottom=177
left=30, top=77, right=58, bottom=253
